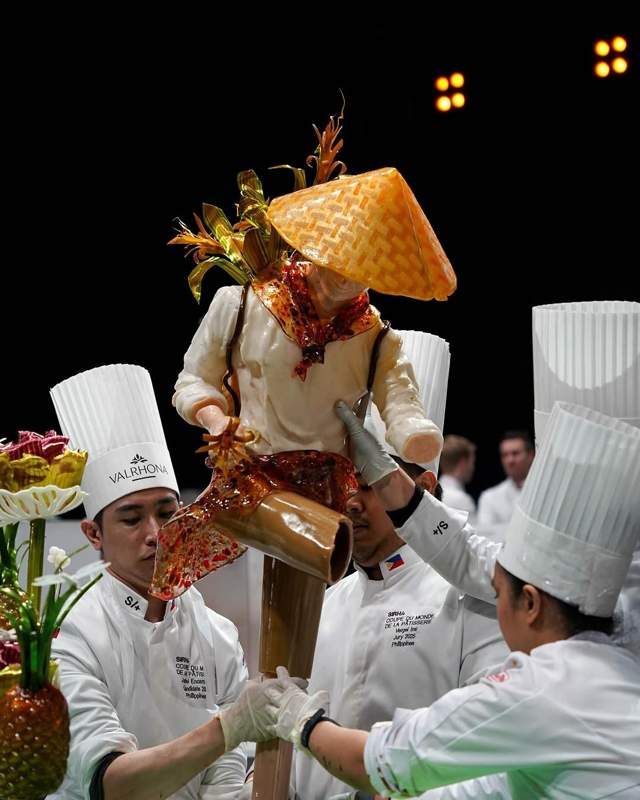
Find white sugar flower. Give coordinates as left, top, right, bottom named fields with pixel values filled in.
left=47, top=546, right=71, bottom=571
left=33, top=560, right=110, bottom=589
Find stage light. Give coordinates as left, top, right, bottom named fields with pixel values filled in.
left=612, top=37, right=627, bottom=53
left=612, top=57, right=628, bottom=74
left=435, top=72, right=466, bottom=112
left=594, top=37, right=630, bottom=78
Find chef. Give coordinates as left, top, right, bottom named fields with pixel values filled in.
left=358, top=301, right=640, bottom=652
left=260, top=402, right=640, bottom=798
left=48, top=364, right=255, bottom=800
left=292, top=332, right=508, bottom=800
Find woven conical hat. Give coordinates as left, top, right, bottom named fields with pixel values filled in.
left=268, top=167, right=457, bottom=301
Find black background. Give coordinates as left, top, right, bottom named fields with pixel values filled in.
left=3, top=11, right=638, bottom=500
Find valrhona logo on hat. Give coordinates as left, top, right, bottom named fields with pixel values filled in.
left=108, top=453, right=169, bottom=485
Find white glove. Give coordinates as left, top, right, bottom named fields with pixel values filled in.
left=218, top=678, right=282, bottom=752
left=335, top=401, right=398, bottom=486
left=273, top=666, right=329, bottom=752
left=329, top=794, right=376, bottom=800
left=218, top=672, right=310, bottom=752
left=234, top=778, right=254, bottom=800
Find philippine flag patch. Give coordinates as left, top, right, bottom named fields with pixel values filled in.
left=385, top=553, right=405, bottom=571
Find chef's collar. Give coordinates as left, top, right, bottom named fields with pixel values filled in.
left=355, top=544, right=423, bottom=586
left=104, top=571, right=150, bottom=618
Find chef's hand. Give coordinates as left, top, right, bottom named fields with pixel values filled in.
left=217, top=678, right=280, bottom=752
left=273, top=667, right=329, bottom=753
left=235, top=776, right=254, bottom=800
left=218, top=671, right=309, bottom=752
left=335, top=401, right=416, bottom=511
left=334, top=401, right=398, bottom=486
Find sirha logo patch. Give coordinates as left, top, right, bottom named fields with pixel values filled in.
left=108, top=453, right=168, bottom=484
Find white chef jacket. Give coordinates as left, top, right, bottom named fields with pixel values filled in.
left=398, top=494, right=499, bottom=606
left=293, top=545, right=508, bottom=799
left=397, top=491, right=640, bottom=657
left=618, top=549, right=640, bottom=654
left=365, top=635, right=640, bottom=798
left=439, top=476, right=476, bottom=525
left=173, top=285, right=442, bottom=463
left=477, top=480, right=520, bottom=542
left=49, top=572, right=248, bottom=800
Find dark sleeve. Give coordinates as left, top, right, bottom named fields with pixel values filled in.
left=89, top=751, right=125, bottom=800
left=387, top=484, right=425, bottom=528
